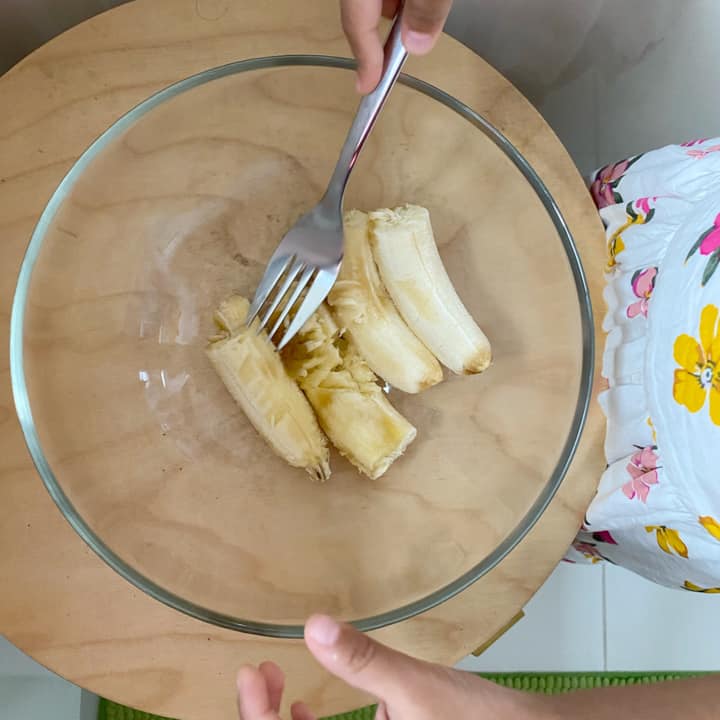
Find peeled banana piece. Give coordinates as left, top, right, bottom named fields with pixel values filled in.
left=282, top=305, right=416, bottom=480
left=368, top=204, right=492, bottom=375
left=328, top=210, right=443, bottom=394
left=206, top=295, right=331, bottom=482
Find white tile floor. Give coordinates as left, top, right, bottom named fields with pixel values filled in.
left=457, top=563, right=606, bottom=673
left=3, top=0, right=720, bottom=716
left=604, top=564, right=720, bottom=672
left=461, top=562, right=720, bottom=674
left=0, top=636, right=97, bottom=720
left=0, top=674, right=92, bottom=720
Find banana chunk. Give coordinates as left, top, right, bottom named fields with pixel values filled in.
left=206, top=295, right=331, bottom=482
left=282, top=305, right=416, bottom=480
left=368, top=204, right=492, bottom=375
left=328, top=210, right=443, bottom=394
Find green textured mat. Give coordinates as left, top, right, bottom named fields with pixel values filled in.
left=98, top=672, right=700, bottom=719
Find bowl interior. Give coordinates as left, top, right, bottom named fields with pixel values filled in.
left=17, top=59, right=588, bottom=635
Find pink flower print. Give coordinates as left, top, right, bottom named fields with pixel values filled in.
left=686, top=214, right=720, bottom=286
left=686, top=143, right=720, bottom=159
left=592, top=530, right=618, bottom=545
left=681, top=138, right=710, bottom=147
left=700, top=214, right=720, bottom=256
left=627, top=266, right=658, bottom=319
left=590, top=159, right=630, bottom=208
left=622, top=446, right=660, bottom=503
left=636, top=197, right=650, bottom=214
left=635, top=196, right=659, bottom=215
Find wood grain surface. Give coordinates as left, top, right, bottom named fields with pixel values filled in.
left=0, top=1, right=606, bottom=718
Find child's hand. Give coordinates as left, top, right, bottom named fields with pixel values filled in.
left=237, top=615, right=720, bottom=719
left=340, top=0, right=454, bottom=93
left=236, top=614, right=541, bottom=720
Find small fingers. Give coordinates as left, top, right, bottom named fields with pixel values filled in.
left=258, top=661, right=285, bottom=713
left=340, top=0, right=385, bottom=93
left=291, top=701, right=317, bottom=720
left=236, top=666, right=281, bottom=720
left=341, top=0, right=451, bottom=90
left=374, top=701, right=390, bottom=720
left=402, top=0, right=454, bottom=54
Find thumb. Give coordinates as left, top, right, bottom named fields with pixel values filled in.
left=304, top=615, right=427, bottom=699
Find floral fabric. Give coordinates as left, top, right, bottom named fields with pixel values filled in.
left=566, top=139, right=720, bottom=591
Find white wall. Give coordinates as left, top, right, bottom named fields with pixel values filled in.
left=447, top=0, right=720, bottom=173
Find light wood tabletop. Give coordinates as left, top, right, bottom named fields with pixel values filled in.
left=0, top=1, right=606, bottom=718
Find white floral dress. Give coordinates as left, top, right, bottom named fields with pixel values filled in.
left=566, top=138, right=720, bottom=593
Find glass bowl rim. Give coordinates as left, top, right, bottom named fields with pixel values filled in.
left=9, top=54, right=595, bottom=638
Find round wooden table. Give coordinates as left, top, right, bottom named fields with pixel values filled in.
left=0, top=1, right=606, bottom=717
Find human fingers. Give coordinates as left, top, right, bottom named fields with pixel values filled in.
left=236, top=665, right=281, bottom=720
left=290, top=701, right=317, bottom=720
left=340, top=0, right=385, bottom=93
left=258, top=661, right=285, bottom=714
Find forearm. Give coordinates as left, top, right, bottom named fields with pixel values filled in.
left=511, top=677, right=720, bottom=720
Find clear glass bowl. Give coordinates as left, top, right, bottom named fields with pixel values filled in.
left=11, top=57, right=593, bottom=638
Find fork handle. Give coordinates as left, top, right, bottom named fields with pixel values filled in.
left=321, top=8, right=408, bottom=210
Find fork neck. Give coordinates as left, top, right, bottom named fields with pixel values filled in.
left=321, top=9, right=408, bottom=214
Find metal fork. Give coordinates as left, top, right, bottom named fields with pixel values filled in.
left=246, top=9, right=408, bottom=350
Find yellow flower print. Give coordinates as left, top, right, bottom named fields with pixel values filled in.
left=672, top=304, right=720, bottom=426
left=607, top=201, right=655, bottom=270
left=646, top=525, right=688, bottom=558
left=684, top=580, right=720, bottom=594
left=699, top=516, right=720, bottom=541
left=607, top=230, right=626, bottom=269
left=646, top=416, right=657, bottom=443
